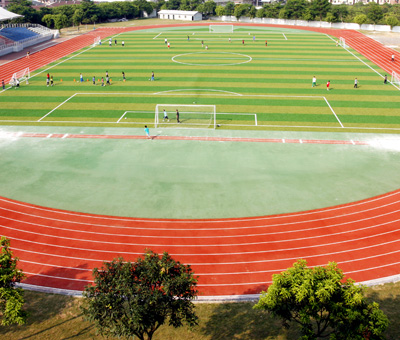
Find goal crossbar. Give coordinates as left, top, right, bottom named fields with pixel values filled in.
left=9, top=67, right=30, bottom=85
left=339, top=37, right=347, bottom=49
left=155, top=104, right=216, bottom=129
left=391, top=71, right=400, bottom=85
left=209, top=25, right=233, bottom=33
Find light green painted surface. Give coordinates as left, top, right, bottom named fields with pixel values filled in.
left=0, top=126, right=399, bottom=219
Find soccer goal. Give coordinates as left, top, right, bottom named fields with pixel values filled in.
left=209, top=25, right=234, bottom=33
left=155, top=104, right=216, bottom=129
left=339, top=37, right=347, bottom=49
left=391, top=71, right=400, bottom=85
left=93, top=36, right=101, bottom=46
left=9, top=67, right=30, bottom=86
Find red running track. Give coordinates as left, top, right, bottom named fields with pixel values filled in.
left=1, top=189, right=400, bottom=296
left=0, top=24, right=399, bottom=296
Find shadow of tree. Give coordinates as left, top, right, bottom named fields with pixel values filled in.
left=365, top=283, right=400, bottom=340
left=200, top=301, right=298, bottom=340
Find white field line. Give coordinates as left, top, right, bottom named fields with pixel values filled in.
left=282, top=33, right=287, bottom=40
left=7, top=218, right=400, bottom=260
left=18, top=247, right=400, bottom=277
left=116, top=111, right=128, bottom=123
left=324, top=96, right=343, bottom=127
left=37, top=93, right=77, bottom=122
left=5, top=119, right=399, bottom=131
left=1, top=185, right=399, bottom=226
left=8, top=232, right=400, bottom=268
left=36, top=91, right=337, bottom=126
left=153, top=32, right=162, bottom=39
left=2, top=207, right=400, bottom=247
left=7, top=203, right=398, bottom=239
left=326, top=34, right=400, bottom=91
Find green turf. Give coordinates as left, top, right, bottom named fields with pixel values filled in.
left=1, top=25, right=399, bottom=134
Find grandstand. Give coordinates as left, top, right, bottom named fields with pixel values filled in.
left=0, top=27, right=39, bottom=41
left=0, top=7, right=55, bottom=57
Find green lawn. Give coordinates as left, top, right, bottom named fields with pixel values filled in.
left=1, top=281, right=399, bottom=340
left=1, top=25, right=399, bottom=133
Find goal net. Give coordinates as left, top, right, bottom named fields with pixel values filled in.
left=9, top=67, right=30, bottom=86
left=155, top=104, right=216, bottom=129
left=339, top=37, right=347, bottom=49
left=93, top=36, right=101, bottom=46
left=391, top=71, right=400, bottom=85
left=209, top=25, right=234, bottom=33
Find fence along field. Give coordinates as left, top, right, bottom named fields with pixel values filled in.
left=1, top=25, right=399, bottom=133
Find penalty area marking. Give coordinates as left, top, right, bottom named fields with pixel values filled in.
left=36, top=92, right=343, bottom=128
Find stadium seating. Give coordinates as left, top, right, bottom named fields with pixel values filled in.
left=0, top=27, right=39, bottom=42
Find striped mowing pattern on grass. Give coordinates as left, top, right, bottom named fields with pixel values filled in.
left=1, top=26, right=399, bottom=133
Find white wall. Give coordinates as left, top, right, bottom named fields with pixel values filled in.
left=212, top=16, right=395, bottom=32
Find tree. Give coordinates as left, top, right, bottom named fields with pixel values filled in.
left=6, top=0, right=39, bottom=23
left=215, top=5, right=225, bottom=17
left=367, top=2, right=383, bottom=24
left=42, top=14, right=54, bottom=28
left=325, top=12, right=337, bottom=23
left=224, top=1, right=235, bottom=16
left=332, top=4, right=348, bottom=23
left=82, top=251, right=198, bottom=340
left=282, top=0, right=307, bottom=20
left=354, top=13, right=368, bottom=26
left=203, top=0, right=216, bottom=17
left=254, top=260, right=388, bottom=340
left=310, top=0, right=331, bottom=21
left=0, top=237, right=27, bottom=326
left=386, top=15, right=400, bottom=28
left=234, top=4, right=248, bottom=20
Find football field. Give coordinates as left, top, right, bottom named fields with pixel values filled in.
left=1, top=25, right=399, bottom=133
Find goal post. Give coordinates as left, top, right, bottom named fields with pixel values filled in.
left=339, top=37, right=347, bottom=49
left=9, top=67, right=30, bottom=86
left=391, top=71, right=400, bottom=85
left=93, top=36, right=101, bottom=46
left=155, top=104, right=216, bottom=129
left=209, top=25, right=234, bottom=33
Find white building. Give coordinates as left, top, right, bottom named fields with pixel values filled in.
left=158, top=10, right=202, bottom=21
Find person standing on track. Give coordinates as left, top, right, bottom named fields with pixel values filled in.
left=1, top=79, right=5, bottom=90
left=391, top=54, right=395, bottom=62
left=144, top=125, right=151, bottom=139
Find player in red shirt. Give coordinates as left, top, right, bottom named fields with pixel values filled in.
left=327, top=80, right=330, bottom=91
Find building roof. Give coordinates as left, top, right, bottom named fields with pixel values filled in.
left=158, top=10, right=200, bottom=16
left=0, top=7, right=23, bottom=22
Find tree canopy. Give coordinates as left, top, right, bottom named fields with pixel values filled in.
left=0, top=237, right=27, bottom=326
left=82, top=250, right=198, bottom=340
left=254, top=260, right=388, bottom=340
